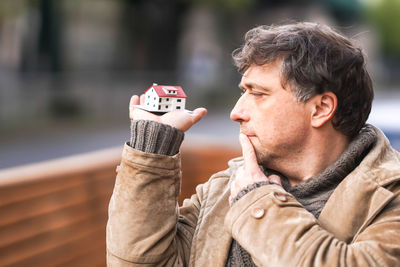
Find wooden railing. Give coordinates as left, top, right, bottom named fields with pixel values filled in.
left=0, top=144, right=240, bottom=267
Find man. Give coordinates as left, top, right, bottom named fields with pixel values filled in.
left=107, top=22, right=400, bottom=266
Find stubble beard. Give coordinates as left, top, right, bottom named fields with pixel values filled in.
left=249, top=138, right=279, bottom=169
left=254, top=147, right=276, bottom=168
left=241, top=125, right=279, bottom=168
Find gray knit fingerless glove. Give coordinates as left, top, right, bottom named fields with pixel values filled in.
left=130, top=120, right=184, bottom=156
left=230, top=181, right=273, bottom=205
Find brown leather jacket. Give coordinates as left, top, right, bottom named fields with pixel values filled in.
left=107, top=127, right=400, bottom=266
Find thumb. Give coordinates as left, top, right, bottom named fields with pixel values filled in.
left=191, top=107, right=207, bottom=124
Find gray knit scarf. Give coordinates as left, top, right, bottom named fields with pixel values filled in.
left=226, top=125, right=377, bottom=267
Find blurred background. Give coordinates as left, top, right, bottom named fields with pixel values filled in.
left=1, top=1, right=400, bottom=266
left=0, top=0, right=400, bottom=167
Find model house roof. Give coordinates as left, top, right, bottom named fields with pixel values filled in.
left=145, top=85, right=187, bottom=98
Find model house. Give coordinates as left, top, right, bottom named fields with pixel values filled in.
left=144, top=84, right=187, bottom=112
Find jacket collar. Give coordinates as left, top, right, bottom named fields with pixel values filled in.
left=359, top=126, right=400, bottom=186
left=319, top=126, right=400, bottom=242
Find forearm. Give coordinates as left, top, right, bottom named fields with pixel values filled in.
left=107, top=145, right=182, bottom=264
left=130, top=120, right=184, bottom=155
left=107, top=120, right=187, bottom=265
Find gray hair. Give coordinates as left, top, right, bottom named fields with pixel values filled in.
left=233, top=22, right=374, bottom=138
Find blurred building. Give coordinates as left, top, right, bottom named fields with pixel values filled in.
left=0, top=0, right=399, bottom=167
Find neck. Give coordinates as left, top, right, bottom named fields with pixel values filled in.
left=272, top=128, right=349, bottom=186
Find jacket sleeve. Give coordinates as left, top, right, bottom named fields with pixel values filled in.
left=106, top=144, right=203, bottom=266
left=225, top=184, right=400, bottom=267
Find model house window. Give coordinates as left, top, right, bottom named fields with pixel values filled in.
left=166, top=105, right=168, bottom=109
left=177, top=99, right=181, bottom=102
left=159, top=105, right=161, bottom=109
left=163, top=87, right=178, bottom=95
left=166, top=98, right=169, bottom=101
left=176, top=106, right=181, bottom=109
left=154, top=97, right=156, bottom=100
left=159, top=99, right=162, bottom=102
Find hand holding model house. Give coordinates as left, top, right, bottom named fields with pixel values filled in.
left=129, top=83, right=207, bottom=132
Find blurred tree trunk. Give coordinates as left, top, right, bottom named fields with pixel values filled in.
left=37, top=0, right=80, bottom=117
left=119, top=0, right=188, bottom=72
left=39, top=0, right=61, bottom=71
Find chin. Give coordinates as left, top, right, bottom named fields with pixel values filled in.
left=255, top=148, right=276, bottom=167
left=254, top=149, right=268, bottom=164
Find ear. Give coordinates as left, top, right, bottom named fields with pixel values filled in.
left=309, top=92, right=337, bottom=128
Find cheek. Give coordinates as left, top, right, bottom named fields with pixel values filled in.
left=255, top=105, right=309, bottom=142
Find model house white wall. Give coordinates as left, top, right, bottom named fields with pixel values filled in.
left=144, top=88, right=160, bottom=111
left=144, top=85, right=186, bottom=112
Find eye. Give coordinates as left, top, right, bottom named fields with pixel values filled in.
left=240, top=88, right=246, bottom=96
left=249, top=91, right=264, bottom=97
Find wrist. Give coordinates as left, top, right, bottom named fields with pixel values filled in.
left=230, top=181, right=274, bottom=206
left=130, top=120, right=184, bottom=156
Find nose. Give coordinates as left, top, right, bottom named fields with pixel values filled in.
left=230, top=96, right=250, bottom=122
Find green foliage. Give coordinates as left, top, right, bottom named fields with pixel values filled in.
left=183, top=0, right=255, bottom=12
left=0, top=0, right=26, bottom=19
left=365, top=0, right=400, bottom=57
left=0, top=0, right=40, bottom=19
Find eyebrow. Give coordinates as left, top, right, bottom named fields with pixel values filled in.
left=238, top=82, right=271, bottom=92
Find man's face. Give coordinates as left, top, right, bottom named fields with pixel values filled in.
left=230, top=61, right=313, bottom=166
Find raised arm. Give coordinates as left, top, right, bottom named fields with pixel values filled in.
left=106, top=95, right=206, bottom=266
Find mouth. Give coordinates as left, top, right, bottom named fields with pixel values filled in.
left=241, top=134, right=257, bottom=141
left=239, top=126, right=257, bottom=138
left=240, top=130, right=256, bottom=137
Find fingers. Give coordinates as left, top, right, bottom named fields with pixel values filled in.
left=239, top=133, right=259, bottom=170
left=192, top=107, right=207, bottom=116
left=130, top=95, right=139, bottom=106
left=129, top=95, right=140, bottom=119
left=140, top=94, right=145, bottom=105
left=191, top=108, right=207, bottom=124
left=129, top=94, right=159, bottom=121
left=268, top=174, right=282, bottom=185
left=229, top=167, right=244, bottom=205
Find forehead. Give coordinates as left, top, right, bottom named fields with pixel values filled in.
left=240, top=61, right=284, bottom=88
